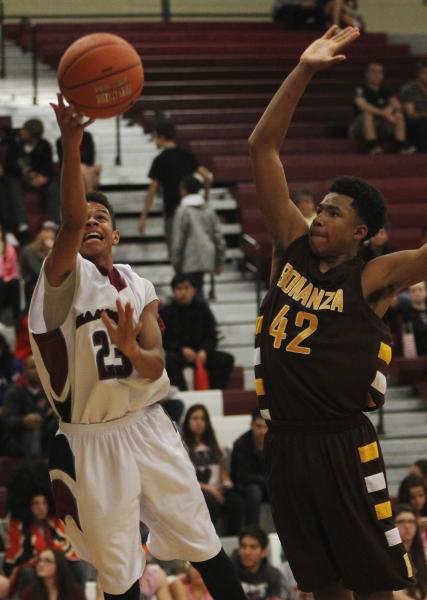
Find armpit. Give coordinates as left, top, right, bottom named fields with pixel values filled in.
left=366, top=283, right=396, bottom=310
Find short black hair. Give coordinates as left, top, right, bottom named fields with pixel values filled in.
left=86, top=192, right=116, bottom=229
left=251, top=408, right=264, bottom=422
left=154, top=119, right=176, bottom=141
left=329, top=176, right=386, bottom=239
left=23, top=118, right=44, bottom=139
left=238, top=525, right=268, bottom=549
left=171, top=273, right=196, bottom=290
left=180, top=174, right=203, bottom=195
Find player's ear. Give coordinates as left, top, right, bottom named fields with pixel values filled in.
left=353, top=223, right=368, bottom=243
left=112, top=229, right=120, bottom=246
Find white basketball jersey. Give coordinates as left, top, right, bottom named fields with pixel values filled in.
left=29, top=254, right=170, bottom=424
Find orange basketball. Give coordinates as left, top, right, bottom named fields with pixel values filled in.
left=57, top=33, right=144, bottom=119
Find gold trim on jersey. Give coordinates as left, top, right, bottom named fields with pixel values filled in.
left=378, top=342, right=392, bottom=365
left=404, top=553, right=414, bottom=578
left=255, top=378, right=265, bottom=396
left=255, top=316, right=264, bottom=334
left=277, top=262, right=344, bottom=312
left=374, top=500, right=392, bottom=520
left=358, top=441, right=379, bottom=463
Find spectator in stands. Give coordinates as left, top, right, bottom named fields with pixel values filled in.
left=322, top=0, right=365, bottom=29
left=171, top=175, right=226, bottom=296
left=401, top=60, right=427, bottom=153
left=394, top=505, right=427, bottom=600
left=398, top=475, right=427, bottom=519
left=410, top=459, right=427, bottom=488
left=6, top=119, right=60, bottom=224
left=358, top=221, right=396, bottom=263
left=350, top=62, right=415, bottom=154
left=231, top=526, right=284, bottom=600
left=139, top=563, right=174, bottom=600
left=1, top=354, right=58, bottom=457
left=181, top=404, right=244, bottom=535
left=0, top=576, right=9, bottom=599
left=5, top=461, right=85, bottom=595
left=14, top=314, right=32, bottom=362
left=272, top=0, right=326, bottom=30
left=56, top=130, right=101, bottom=192
left=231, top=409, right=268, bottom=526
left=160, top=274, right=234, bottom=390
left=396, top=282, right=427, bottom=356
left=170, top=563, right=213, bottom=600
left=138, top=119, right=213, bottom=251
left=20, top=549, right=86, bottom=600
left=0, top=332, right=22, bottom=405
left=20, top=220, right=58, bottom=308
left=281, top=559, right=314, bottom=599
left=294, top=188, right=317, bottom=226
left=0, top=223, right=21, bottom=325
left=0, top=124, right=28, bottom=239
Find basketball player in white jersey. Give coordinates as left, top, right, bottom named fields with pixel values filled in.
left=28, top=94, right=247, bottom=600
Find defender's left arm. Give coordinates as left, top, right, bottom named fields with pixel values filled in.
left=362, top=245, right=427, bottom=311
left=101, top=299, right=165, bottom=380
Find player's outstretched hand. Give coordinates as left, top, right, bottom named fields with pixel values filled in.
left=101, top=299, right=143, bottom=359
left=299, top=25, right=360, bottom=72
left=50, top=93, right=95, bottom=146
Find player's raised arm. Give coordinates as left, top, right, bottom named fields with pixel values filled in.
left=248, top=26, right=360, bottom=261
left=44, top=93, right=94, bottom=287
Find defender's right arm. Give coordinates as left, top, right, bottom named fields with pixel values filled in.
left=44, top=94, right=94, bottom=287
left=248, top=26, right=360, bottom=272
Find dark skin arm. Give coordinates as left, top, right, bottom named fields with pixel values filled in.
left=248, top=26, right=360, bottom=278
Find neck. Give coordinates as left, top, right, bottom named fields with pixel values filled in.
left=403, top=540, right=412, bottom=552
left=162, top=141, right=176, bottom=148
left=44, top=577, right=56, bottom=592
left=85, top=254, right=114, bottom=272
left=245, top=562, right=261, bottom=574
left=318, top=251, right=355, bottom=273
left=413, top=300, right=426, bottom=310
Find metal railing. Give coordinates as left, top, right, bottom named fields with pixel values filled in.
left=242, top=233, right=262, bottom=308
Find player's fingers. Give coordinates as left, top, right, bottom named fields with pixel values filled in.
left=100, top=311, right=116, bottom=336
left=49, top=103, right=59, bottom=115
left=335, top=27, right=360, bottom=47
left=124, top=302, right=134, bottom=325
left=329, top=55, right=347, bottom=65
left=57, top=92, right=65, bottom=108
left=83, top=117, right=96, bottom=128
left=116, top=298, right=125, bottom=322
left=323, top=25, right=338, bottom=39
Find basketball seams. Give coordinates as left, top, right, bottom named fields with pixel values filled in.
left=58, top=41, right=140, bottom=87
left=61, top=62, right=143, bottom=92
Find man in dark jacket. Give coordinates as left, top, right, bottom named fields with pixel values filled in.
left=231, top=526, right=284, bottom=600
left=231, top=409, right=268, bottom=526
left=160, top=274, right=234, bottom=390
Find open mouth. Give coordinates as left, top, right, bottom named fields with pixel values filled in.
left=83, top=232, right=103, bottom=242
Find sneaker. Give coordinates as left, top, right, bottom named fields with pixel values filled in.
left=369, top=145, right=384, bottom=155
left=400, top=144, right=417, bottom=155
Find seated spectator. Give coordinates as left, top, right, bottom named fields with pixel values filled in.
left=397, top=282, right=427, bottom=356
left=160, top=274, right=234, bottom=390
left=2, top=354, right=58, bottom=457
left=231, top=409, right=268, bottom=526
left=171, top=175, right=226, bottom=296
left=56, top=130, right=101, bottom=192
left=398, top=475, right=427, bottom=520
left=5, top=461, right=85, bottom=595
left=272, top=0, right=326, bottom=30
left=410, top=459, right=427, bottom=488
left=0, top=332, right=22, bottom=405
left=139, top=563, right=174, bottom=600
left=0, top=222, right=21, bottom=325
left=294, top=187, right=317, bottom=227
left=281, top=560, right=314, bottom=599
left=20, top=549, right=86, bottom=600
left=170, top=563, right=213, bottom=600
left=20, top=220, right=58, bottom=308
left=0, top=576, right=9, bottom=600
left=14, top=314, right=32, bottom=362
left=322, top=0, right=365, bottom=29
left=401, top=60, right=427, bottom=153
left=350, top=62, right=415, bottom=154
left=231, top=526, right=284, bottom=600
left=181, top=404, right=244, bottom=535
left=0, top=125, right=28, bottom=238
left=5, top=119, right=60, bottom=224
left=394, top=505, right=427, bottom=600
left=358, top=222, right=396, bottom=262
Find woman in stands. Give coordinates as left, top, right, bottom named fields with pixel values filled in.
left=181, top=404, right=243, bottom=535
left=394, top=505, right=427, bottom=600
left=170, top=563, right=213, bottom=600
left=20, top=549, right=86, bottom=600
left=0, top=223, right=21, bottom=326
left=0, top=332, right=22, bottom=404
left=398, top=475, right=427, bottom=552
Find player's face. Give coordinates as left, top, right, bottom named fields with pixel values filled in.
left=80, top=202, right=119, bottom=261
left=238, top=536, right=266, bottom=571
left=309, top=193, right=367, bottom=258
left=409, top=485, right=426, bottom=512
left=31, top=494, right=49, bottom=521
left=173, top=281, right=197, bottom=305
left=395, top=511, right=417, bottom=545
left=251, top=417, right=268, bottom=446
left=36, top=550, right=56, bottom=579
left=188, top=409, right=207, bottom=436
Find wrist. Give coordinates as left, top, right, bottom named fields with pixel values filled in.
left=297, top=59, right=317, bottom=76
left=123, top=341, right=141, bottom=362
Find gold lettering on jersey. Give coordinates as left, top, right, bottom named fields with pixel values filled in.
left=277, top=262, right=344, bottom=312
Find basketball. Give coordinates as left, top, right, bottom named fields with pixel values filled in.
left=57, top=32, right=144, bottom=119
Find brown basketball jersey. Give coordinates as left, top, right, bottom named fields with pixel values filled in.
left=254, top=235, right=392, bottom=420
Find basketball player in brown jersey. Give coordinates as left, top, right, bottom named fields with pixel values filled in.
left=249, top=26, right=424, bottom=600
